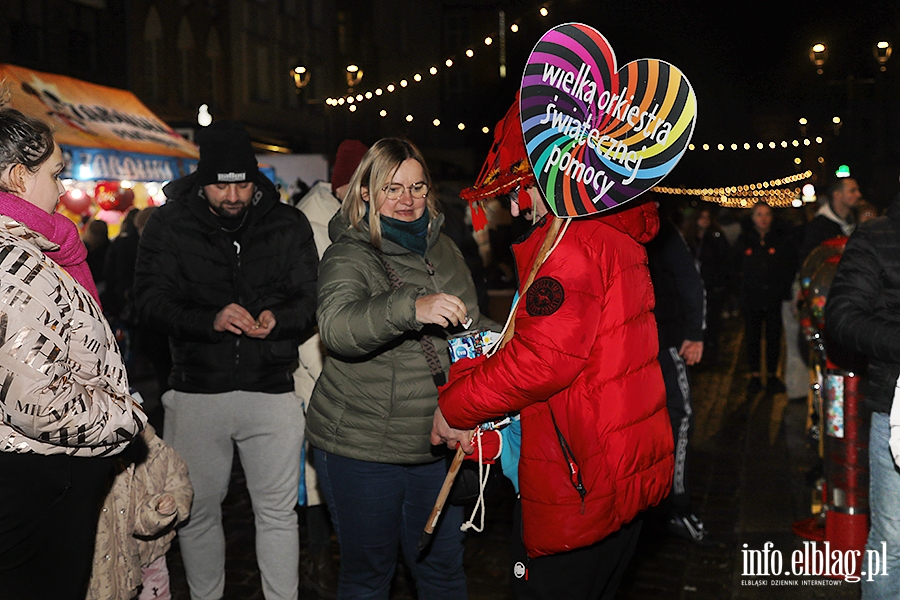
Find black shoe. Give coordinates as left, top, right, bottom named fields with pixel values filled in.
left=302, top=548, right=338, bottom=599
left=746, top=376, right=763, bottom=394
left=667, top=512, right=711, bottom=545
left=766, top=376, right=786, bottom=394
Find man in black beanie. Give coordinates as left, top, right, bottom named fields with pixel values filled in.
left=134, top=121, right=318, bottom=600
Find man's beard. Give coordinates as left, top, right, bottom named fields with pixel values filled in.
left=213, top=202, right=249, bottom=219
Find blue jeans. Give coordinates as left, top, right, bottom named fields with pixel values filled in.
left=864, top=412, right=900, bottom=599
left=313, top=449, right=467, bottom=600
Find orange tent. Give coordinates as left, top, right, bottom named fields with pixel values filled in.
left=1, top=63, right=198, bottom=181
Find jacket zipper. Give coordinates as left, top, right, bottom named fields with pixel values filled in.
left=549, top=408, right=587, bottom=513
left=233, top=240, right=242, bottom=372
left=423, top=257, right=438, bottom=291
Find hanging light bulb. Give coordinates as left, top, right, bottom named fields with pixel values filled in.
left=198, top=104, right=212, bottom=127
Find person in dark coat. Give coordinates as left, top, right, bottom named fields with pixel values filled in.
left=102, top=208, right=140, bottom=362
left=101, top=207, right=139, bottom=321
left=683, top=206, right=730, bottom=365
left=799, top=177, right=860, bottom=259
left=134, top=121, right=318, bottom=600
left=83, top=218, right=110, bottom=294
left=826, top=195, right=900, bottom=599
left=646, top=213, right=708, bottom=544
left=732, top=202, right=798, bottom=394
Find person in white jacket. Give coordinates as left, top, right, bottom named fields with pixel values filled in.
left=0, top=102, right=146, bottom=600
left=293, top=139, right=367, bottom=598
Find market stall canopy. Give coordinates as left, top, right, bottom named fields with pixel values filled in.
left=0, top=63, right=198, bottom=182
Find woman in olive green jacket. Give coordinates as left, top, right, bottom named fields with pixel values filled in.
left=306, top=138, right=491, bottom=599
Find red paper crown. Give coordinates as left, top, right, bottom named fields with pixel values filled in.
left=460, top=93, right=536, bottom=230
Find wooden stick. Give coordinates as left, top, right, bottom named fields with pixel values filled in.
left=417, top=445, right=465, bottom=553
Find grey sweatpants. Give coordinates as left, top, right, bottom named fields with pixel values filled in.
left=162, top=390, right=304, bottom=600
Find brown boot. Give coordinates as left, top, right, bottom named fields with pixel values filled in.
left=302, top=548, right=337, bottom=599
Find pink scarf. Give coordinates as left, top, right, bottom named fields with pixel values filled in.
left=0, top=191, right=102, bottom=306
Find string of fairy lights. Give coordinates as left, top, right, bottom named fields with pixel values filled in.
left=688, top=137, right=825, bottom=152
left=319, top=3, right=823, bottom=209
left=653, top=170, right=813, bottom=208
left=322, top=3, right=834, bottom=159
left=323, top=3, right=554, bottom=135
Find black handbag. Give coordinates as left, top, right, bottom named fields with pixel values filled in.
left=447, top=452, right=501, bottom=506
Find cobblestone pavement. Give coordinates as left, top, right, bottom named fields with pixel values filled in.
left=138, top=316, right=862, bottom=599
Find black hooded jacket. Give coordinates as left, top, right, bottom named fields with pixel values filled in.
left=134, top=172, right=318, bottom=393
left=825, top=198, right=900, bottom=413
left=646, top=218, right=706, bottom=349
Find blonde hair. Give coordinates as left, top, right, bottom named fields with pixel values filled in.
left=340, top=138, right=439, bottom=249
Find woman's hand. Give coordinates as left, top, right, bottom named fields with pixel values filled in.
left=415, top=293, right=468, bottom=327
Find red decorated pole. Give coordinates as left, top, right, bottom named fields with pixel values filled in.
left=823, top=370, right=868, bottom=580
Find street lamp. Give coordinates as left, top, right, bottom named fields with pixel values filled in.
left=290, top=66, right=310, bottom=92
left=874, top=41, right=892, bottom=72
left=810, top=43, right=827, bottom=74
left=346, top=65, right=363, bottom=91
left=198, top=104, right=212, bottom=127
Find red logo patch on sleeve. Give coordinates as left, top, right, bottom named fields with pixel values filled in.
left=526, top=276, right=565, bottom=316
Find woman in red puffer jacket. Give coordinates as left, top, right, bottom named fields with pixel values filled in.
left=438, top=188, right=673, bottom=554
left=432, top=96, right=673, bottom=599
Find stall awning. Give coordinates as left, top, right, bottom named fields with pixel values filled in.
left=0, top=64, right=198, bottom=181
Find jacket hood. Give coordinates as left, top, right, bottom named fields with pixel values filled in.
left=816, top=201, right=855, bottom=236
left=327, top=209, right=446, bottom=255
left=595, top=199, right=660, bottom=243
left=162, top=170, right=281, bottom=225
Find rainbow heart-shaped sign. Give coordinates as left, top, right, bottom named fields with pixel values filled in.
left=521, top=23, right=696, bottom=218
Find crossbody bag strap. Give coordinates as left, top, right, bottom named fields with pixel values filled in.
left=376, top=253, right=447, bottom=388
left=490, top=216, right=567, bottom=354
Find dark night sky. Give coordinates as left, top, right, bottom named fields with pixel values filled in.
left=494, top=1, right=900, bottom=194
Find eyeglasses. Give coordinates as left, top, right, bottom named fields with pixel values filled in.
left=382, top=182, right=428, bottom=200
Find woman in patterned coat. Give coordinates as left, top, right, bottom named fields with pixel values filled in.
left=0, top=103, right=146, bottom=600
